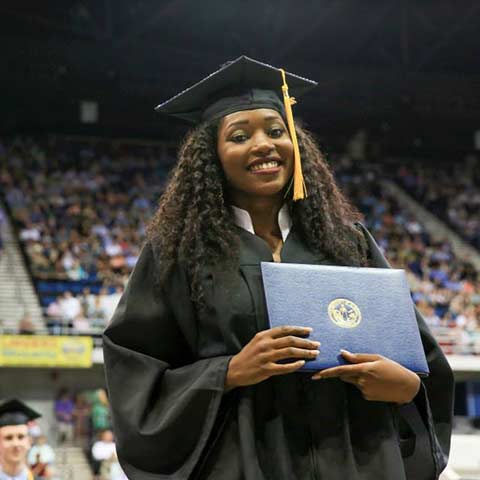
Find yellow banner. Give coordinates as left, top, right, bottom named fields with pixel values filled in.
left=0, top=336, right=93, bottom=368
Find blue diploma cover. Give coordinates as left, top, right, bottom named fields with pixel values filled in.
left=261, top=262, right=429, bottom=375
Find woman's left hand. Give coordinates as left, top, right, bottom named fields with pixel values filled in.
left=312, top=350, right=421, bottom=405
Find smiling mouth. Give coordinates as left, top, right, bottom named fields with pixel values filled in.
left=249, top=160, right=281, bottom=172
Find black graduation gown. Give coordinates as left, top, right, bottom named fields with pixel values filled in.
left=103, top=225, right=454, bottom=480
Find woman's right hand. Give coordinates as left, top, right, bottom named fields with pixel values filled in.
left=225, top=326, right=320, bottom=391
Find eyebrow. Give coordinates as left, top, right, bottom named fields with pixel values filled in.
left=224, top=114, right=281, bottom=131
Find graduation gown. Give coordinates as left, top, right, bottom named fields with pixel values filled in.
left=0, top=467, right=34, bottom=480
left=103, top=225, right=454, bottom=480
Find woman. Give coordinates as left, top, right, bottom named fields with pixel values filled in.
left=103, top=56, right=454, bottom=479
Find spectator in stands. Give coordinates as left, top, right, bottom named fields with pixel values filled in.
left=27, top=435, right=55, bottom=476
left=91, top=429, right=116, bottom=480
left=72, top=307, right=91, bottom=334
left=19, top=222, right=41, bottom=242
left=54, top=389, right=74, bottom=444
left=59, top=291, right=81, bottom=322
left=27, top=419, right=42, bottom=442
left=28, top=435, right=55, bottom=465
left=91, top=389, right=110, bottom=434
left=80, top=287, right=97, bottom=318
left=90, top=295, right=108, bottom=330
left=18, top=313, right=36, bottom=335
left=30, top=453, right=52, bottom=480
left=72, top=393, right=91, bottom=440
left=105, top=455, right=128, bottom=480
left=66, top=259, right=88, bottom=281
left=45, top=298, right=63, bottom=335
left=101, top=286, right=124, bottom=325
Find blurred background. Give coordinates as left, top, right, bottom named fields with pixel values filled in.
left=0, top=1, right=479, bottom=479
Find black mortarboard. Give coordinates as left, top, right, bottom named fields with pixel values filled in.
left=155, top=56, right=317, bottom=200
left=155, top=55, right=317, bottom=124
left=0, top=399, right=41, bottom=428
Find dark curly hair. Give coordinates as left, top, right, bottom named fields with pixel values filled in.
left=146, top=121, right=368, bottom=307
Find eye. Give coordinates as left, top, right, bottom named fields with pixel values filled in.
left=269, top=127, right=285, bottom=138
left=229, top=132, right=249, bottom=143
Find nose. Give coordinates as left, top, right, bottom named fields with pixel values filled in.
left=11, top=437, right=22, bottom=448
left=251, top=131, right=275, bottom=156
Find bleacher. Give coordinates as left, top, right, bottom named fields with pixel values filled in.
left=396, top=157, right=480, bottom=250
left=1, top=135, right=480, bottom=480
left=334, top=156, right=480, bottom=356
left=1, top=136, right=479, bottom=358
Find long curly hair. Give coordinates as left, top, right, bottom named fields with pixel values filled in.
left=146, top=121, right=368, bottom=307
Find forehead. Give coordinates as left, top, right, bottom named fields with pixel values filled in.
left=0, top=425, right=29, bottom=437
left=220, top=108, right=284, bottom=128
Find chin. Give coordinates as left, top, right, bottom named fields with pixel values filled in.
left=249, top=180, right=290, bottom=197
left=248, top=188, right=285, bottom=199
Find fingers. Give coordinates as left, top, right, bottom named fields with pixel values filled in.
left=271, top=335, right=320, bottom=350
left=268, top=360, right=306, bottom=376
left=338, top=375, right=365, bottom=388
left=267, top=325, right=312, bottom=339
left=340, top=350, right=381, bottom=363
left=269, top=347, right=319, bottom=362
left=311, top=364, right=364, bottom=380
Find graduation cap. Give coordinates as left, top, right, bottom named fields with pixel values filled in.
left=0, top=400, right=41, bottom=428
left=155, top=56, right=318, bottom=201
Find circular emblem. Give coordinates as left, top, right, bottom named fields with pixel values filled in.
left=328, top=298, right=361, bottom=329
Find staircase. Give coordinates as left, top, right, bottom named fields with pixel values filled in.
left=0, top=204, right=45, bottom=334
left=54, top=446, right=93, bottom=480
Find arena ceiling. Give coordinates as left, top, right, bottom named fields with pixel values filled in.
left=1, top=0, right=480, bottom=147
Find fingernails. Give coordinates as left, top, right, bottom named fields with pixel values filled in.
left=311, top=341, right=321, bottom=347
left=304, top=327, right=313, bottom=332
left=340, top=349, right=351, bottom=355
left=311, top=350, right=320, bottom=356
left=312, top=375, right=322, bottom=381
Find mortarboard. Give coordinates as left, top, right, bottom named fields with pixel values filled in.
left=155, top=56, right=317, bottom=201
left=0, top=400, right=41, bottom=428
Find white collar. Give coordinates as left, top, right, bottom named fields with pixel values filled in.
left=231, top=204, right=292, bottom=242
left=0, top=466, right=29, bottom=480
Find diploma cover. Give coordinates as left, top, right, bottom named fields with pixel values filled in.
left=261, top=262, right=429, bottom=375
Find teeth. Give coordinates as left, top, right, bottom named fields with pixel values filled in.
left=250, top=161, right=279, bottom=171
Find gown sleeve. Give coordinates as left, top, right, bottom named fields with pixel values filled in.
left=355, top=223, right=454, bottom=478
left=103, top=243, right=233, bottom=480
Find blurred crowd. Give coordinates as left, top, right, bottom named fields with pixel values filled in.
left=0, top=137, right=170, bottom=285
left=397, top=154, right=480, bottom=250
left=0, top=136, right=479, bottom=354
left=0, top=136, right=172, bottom=333
left=24, top=388, right=125, bottom=480
left=335, top=155, right=480, bottom=354
left=45, top=287, right=124, bottom=335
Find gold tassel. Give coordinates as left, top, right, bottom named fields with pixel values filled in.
left=280, top=68, right=307, bottom=201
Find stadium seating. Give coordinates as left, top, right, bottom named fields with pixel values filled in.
left=0, top=137, right=478, bottom=355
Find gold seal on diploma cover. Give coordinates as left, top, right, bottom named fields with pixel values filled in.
left=328, top=299, right=361, bottom=328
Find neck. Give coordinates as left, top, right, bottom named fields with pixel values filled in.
left=231, top=193, right=283, bottom=239
left=1, top=459, right=25, bottom=476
